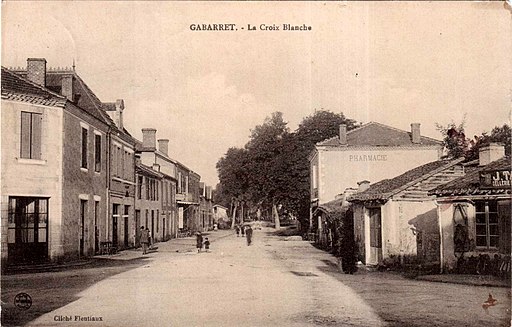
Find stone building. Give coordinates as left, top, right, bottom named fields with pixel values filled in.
left=309, top=122, right=443, bottom=232
left=430, top=144, right=511, bottom=274
left=1, top=60, right=111, bottom=265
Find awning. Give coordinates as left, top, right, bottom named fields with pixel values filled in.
left=177, top=201, right=199, bottom=205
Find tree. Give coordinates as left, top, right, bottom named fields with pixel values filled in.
left=436, top=120, right=470, bottom=159
left=466, top=124, right=511, bottom=159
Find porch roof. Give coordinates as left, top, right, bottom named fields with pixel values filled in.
left=429, top=157, right=511, bottom=197
left=348, top=158, right=464, bottom=202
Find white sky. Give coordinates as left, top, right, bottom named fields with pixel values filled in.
left=2, top=1, right=511, bottom=185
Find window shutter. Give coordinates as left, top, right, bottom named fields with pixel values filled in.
left=20, top=112, right=31, bottom=158
left=31, top=114, right=42, bottom=159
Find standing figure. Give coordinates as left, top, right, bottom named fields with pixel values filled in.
left=196, top=232, right=203, bottom=253
left=235, top=225, right=240, bottom=237
left=204, top=237, right=210, bottom=252
left=241, top=225, right=245, bottom=237
left=245, top=225, right=253, bottom=246
left=140, top=226, right=149, bottom=255
left=147, top=228, right=152, bottom=249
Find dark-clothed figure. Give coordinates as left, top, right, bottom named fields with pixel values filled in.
left=241, top=225, right=245, bottom=236
left=245, top=226, right=253, bottom=246
left=235, top=225, right=240, bottom=237
left=140, top=226, right=149, bottom=255
left=196, top=232, right=203, bottom=253
left=204, top=238, right=210, bottom=252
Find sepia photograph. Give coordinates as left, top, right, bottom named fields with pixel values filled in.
left=1, top=1, right=511, bottom=326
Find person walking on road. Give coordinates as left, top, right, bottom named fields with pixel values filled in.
left=204, top=237, right=210, bottom=252
left=196, top=232, right=203, bottom=253
left=140, top=226, right=149, bottom=255
left=241, top=225, right=245, bottom=237
left=245, top=225, right=253, bottom=246
left=235, top=225, right=240, bottom=237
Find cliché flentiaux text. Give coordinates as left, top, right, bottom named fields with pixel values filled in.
left=189, top=23, right=312, bottom=32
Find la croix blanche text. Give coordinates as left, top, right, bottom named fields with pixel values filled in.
left=189, top=24, right=312, bottom=31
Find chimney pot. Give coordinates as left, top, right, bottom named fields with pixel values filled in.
left=115, top=99, right=124, bottom=130
left=142, top=128, right=157, bottom=149
left=339, top=124, right=347, bottom=145
left=479, top=143, right=505, bottom=166
left=158, top=139, right=169, bottom=156
left=26, top=58, right=47, bottom=86
left=411, top=123, right=421, bottom=144
left=357, top=180, right=370, bottom=192
left=61, top=75, right=74, bottom=101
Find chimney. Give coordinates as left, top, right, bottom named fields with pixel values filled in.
left=411, top=123, right=421, bottom=144
left=61, top=75, right=74, bottom=101
left=26, top=58, right=47, bottom=86
left=142, top=128, right=157, bottom=149
left=357, top=180, right=370, bottom=192
left=115, top=99, right=124, bottom=130
left=339, top=124, right=347, bottom=145
left=479, top=143, right=505, bottom=166
left=158, top=139, right=169, bottom=156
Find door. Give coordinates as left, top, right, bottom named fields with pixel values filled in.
left=124, top=217, right=129, bottom=248
left=151, top=210, right=155, bottom=242
left=135, top=210, right=141, bottom=247
left=94, top=201, right=99, bottom=254
left=369, top=208, right=382, bottom=265
left=112, top=204, right=119, bottom=246
left=7, top=197, right=49, bottom=264
left=80, top=200, right=87, bottom=257
left=163, top=218, right=166, bottom=241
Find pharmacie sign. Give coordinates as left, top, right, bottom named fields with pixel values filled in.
left=479, top=169, right=511, bottom=189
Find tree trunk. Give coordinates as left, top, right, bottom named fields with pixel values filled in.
left=273, top=204, right=280, bottom=229
left=231, top=202, right=238, bottom=229
left=240, top=202, right=244, bottom=224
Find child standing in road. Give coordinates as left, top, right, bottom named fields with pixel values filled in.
left=196, top=232, right=203, bottom=253
left=204, top=238, right=210, bottom=252
left=235, top=225, right=240, bottom=237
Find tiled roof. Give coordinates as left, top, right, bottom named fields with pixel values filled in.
left=317, top=121, right=442, bottom=147
left=349, top=158, right=464, bottom=202
left=1, top=67, right=66, bottom=107
left=430, top=157, right=511, bottom=197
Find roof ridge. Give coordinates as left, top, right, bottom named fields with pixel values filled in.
left=1, top=67, right=66, bottom=100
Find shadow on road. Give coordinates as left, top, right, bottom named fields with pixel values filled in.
left=1, top=257, right=149, bottom=327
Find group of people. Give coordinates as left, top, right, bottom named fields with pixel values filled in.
left=235, top=224, right=253, bottom=246
left=139, top=226, right=152, bottom=255
left=196, top=232, right=210, bottom=253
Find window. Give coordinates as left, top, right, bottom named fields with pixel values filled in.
left=81, top=127, right=88, bottom=169
left=20, top=111, right=42, bottom=159
left=475, top=201, right=499, bottom=249
left=137, top=175, right=143, bottom=200
left=8, top=197, right=48, bottom=244
left=94, top=134, right=101, bottom=172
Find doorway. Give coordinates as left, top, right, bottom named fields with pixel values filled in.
left=369, top=207, right=382, bottom=265
left=112, top=204, right=119, bottom=246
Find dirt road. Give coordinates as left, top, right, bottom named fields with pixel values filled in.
left=5, top=227, right=510, bottom=326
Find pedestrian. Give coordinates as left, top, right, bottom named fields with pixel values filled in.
left=196, top=232, right=203, bottom=253
left=241, top=225, right=245, bottom=237
left=140, top=226, right=149, bottom=255
left=235, top=225, right=240, bottom=237
left=147, top=228, right=152, bottom=249
left=204, top=237, right=210, bottom=252
left=245, top=225, right=253, bottom=246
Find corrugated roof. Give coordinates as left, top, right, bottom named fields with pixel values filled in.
left=430, top=157, right=511, bottom=197
left=317, top=121, right=442, bottom=147
left=349, top=158, right=464, bottom=202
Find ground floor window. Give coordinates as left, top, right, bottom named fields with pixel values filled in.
left=475, top=201, right=498, bottom=249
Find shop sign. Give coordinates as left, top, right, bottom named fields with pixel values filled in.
left=479, top=169, right=511, bottom=189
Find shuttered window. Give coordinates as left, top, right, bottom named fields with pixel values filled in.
left=81, top=127, right=88, bottom=169
left=20, top=112, right=42, bottom=159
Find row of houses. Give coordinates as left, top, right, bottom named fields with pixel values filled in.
left=1, top=58, right=223, bottom=267
left=310, top=122, right=510, bottom=275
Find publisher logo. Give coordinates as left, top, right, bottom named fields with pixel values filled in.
left=14, top=292, right=32, bottom=310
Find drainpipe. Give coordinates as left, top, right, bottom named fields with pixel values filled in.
left=435, top=199, right=444, bottom=273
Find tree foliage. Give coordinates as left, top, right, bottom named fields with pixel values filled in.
left=216, top=110, right=360, bottom=231
left=436, top=119, right=510, bottom=160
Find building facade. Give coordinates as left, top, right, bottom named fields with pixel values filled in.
left=309, top=122, right=443, bottom=231
left=1, top=60, right=111, bottom=266
left=430, top=144, right=511, bottom=275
